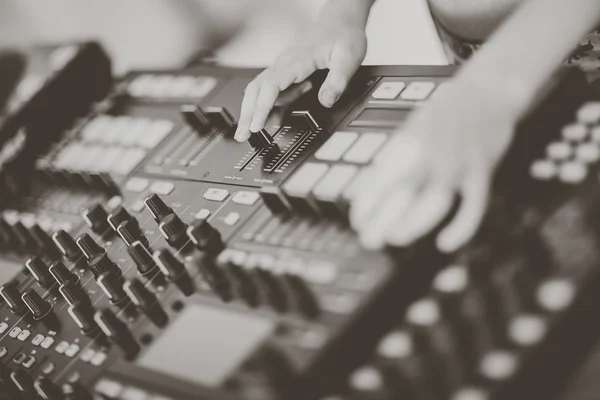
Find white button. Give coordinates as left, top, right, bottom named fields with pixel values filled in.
left=195, top=209, right=211, bottom=220
left=406, top=299, right=440, bottom=326
left=128, top=74, right=155, bottom=97
left=90, top=351, right=108, bottom=366
left=119, top=118, right=152, bottom=147
left=41, top=337, right=55, bottom=349
left=371, top=81, right=406, bottom=100
left=31, top=334, right=45, bottom=346
left=577, top=102, right=600, bottom=124
left=479, top=350, right=518, bottom=381
left=22, top=356, right=36, bottom=369
left=377, top=331, right=413, bottom=359
left=106, top=195, right=123, bottom=211
left=576, top=143, right=600, bottom=163
left=315, top=131, right=359, bottom=161
left=529, top=159, right=557, bottom=180
left=509, top=314, right=547, bottom=347
left=546, top=141, right=572, bottom=160
left=150, top=181, right=175, bottom=196
left=0, top=347, right=7, bottom=358
left=80, top=348, right=95, bottom=363
left=125, top=177, right=150, bottom=193
left=312, top=164, right=359, bottom=201
left=433, top=265, right=469, bottom=294
left=102, top=116, right=132, bottom=144
left=303, top=261, right=338, bottom=285
left=349, top=366, right=384, bottom=392
left=93, top=146, right=127, bottom=173
left=65, top=344, right=80, bottom=357
left=95, top=379, right=124, bottom=398
left=148, top=75, right=176, bottom=98
left=232, top=191, right=260, bottom=206
left=55, top=341, right=69, bottom=354
left=562, top=123, right=588, bottom=141
left=112, top=148, right=147, bottom=175
left=400, top=81, right=436, bottom=100
left=558, top=161, right=587, bottom=183
left=451, top=387, right=489, bottom=400
left=537, top=279, right=575, bottom=312
left=189, top=77, right=218, bottom=98
left=0, top=322, right=8, bottom=334
left=131, top=200, right=146, bottom=213
left=203, top=188, right=229, bottom=202
left=81, top=116, right=111, bottom=142
left=343, top=132, right=388, bottom=164
left=224, top=212, right=241, bottom=226
left=121, top=387, right=149, bottom=400
left=283, top=163, right=329, bottom=197
left=138, top=120, right=173, bottom=149
left=9, top=327, right=21, bottom=338
left=166, top=76, right=198, bottom=98
left=17, top=329, right=30, bottom=341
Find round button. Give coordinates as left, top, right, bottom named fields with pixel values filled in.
left=406, top=298, right=440, bottom=327
left=576, top=102, right=600, bottom=124
left=508, top=314, right=547, bottom=347
left=562, top=123, right=588, bottom=142
left=575, top=143, right=600, bottom=163
left=558, top=161, right=587, bottom=184
left=537, top=279, right=576, bottom=312
left=433, top=265, right=469, bottom=294
left=546, top=141, right=572, bottom=161
left=529, top=160, right=557, bottom=180
left=479, top=350, right=518, bottom=381
left=349, top=366, right=384, bottom=392
left=376, top=331, right=412, bottom=359
left=451, top=387, right=489, bottom=400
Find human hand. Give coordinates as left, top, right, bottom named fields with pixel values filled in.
left=349, top=77, right=522, bottom=253
left=234, top=18, right=367, bottom=141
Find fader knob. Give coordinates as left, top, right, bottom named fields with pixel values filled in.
left=25, top=256, right=53, bottom=288
left=290, top=110, right=320, bottom=131
left=144, top=193, right=174, bottom=223
left=0, top=283, right=26, bottom=313
left=94, top=308, right=140, bottom=357
left=34, top=377, right=63, bottom=400
left=128, top=241, right=159, bottom=278
left=203, top=106, right=235, bottom=129
left=186, top=218, right=223, bottom=254
left=248, top=128, right=274, bottom=149
left=107, top=206, right=135, bottom=232
left=22, top=289, right=53, bottom=320
left=82, top=203, right=110, bottom=234
left=158, top=213, right=188, bottom=249
left=10, top=369, right=35, bottom=394
left=49, top=261, right=78, bottom=285
left=260, top=186, right=292, bottom=214
left=76, top=233, right=104, bottom=260
left=97, top=271, right=127, bottom=305
left=52, top=230, right=83, bottom=261
left=180, top=104, right=211, bottom=133
left=67, top=302, right=98, bottom=336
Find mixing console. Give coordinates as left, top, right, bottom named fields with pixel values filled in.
left=0, top=41, right=599, bottom=400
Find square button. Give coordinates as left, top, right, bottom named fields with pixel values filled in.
left=80, top=349, right=96, bottom=363
left=223, top=212, right=241, bottom=226
left=90, top=352, right=108, bottom=366
left=65, top=344, right=80, bottom=358
left=13, top=353, right=26, bottom=365
left=314, top=131, right=358, bottom=162
left=41, top=337, right=55, bottom=349
left=124, top=177, right=150, bottom=193
left=195, top=209, right=211, bottom=220
left=371, top=81, right=406, bottom=100
left=0, top=322, right=8, bottom=334
left=203, top=188, right=229, bottom=202
left=150, top=181, right=175, bottom=196
left=9, top=327, right=21, bottom=338
left=400, top=81, right=436, bottom=100
left=55, top=341, right=69, bottom=354
left=232, top=191, right=260, bottom=206
left=94, top=379, right=124, bottom=398
left=32, top=334, right=45, bottom=346
left=121, top=387, right=149, bottom=400
left=22, top=356, right=36, bottom=369
left=17, top=329, right=31, bottom=341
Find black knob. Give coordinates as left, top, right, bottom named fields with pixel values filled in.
left=0, top=283, right=26, bottom=313
left=52, top=230, right=83, bottom=261
left=158, top=213, right=188, bottom=249
left=107, top=206, right=134, bottom=232
left=29, top=224, right=59, bottom=257
left=94, top=308, right=140, bottom=357
left=76, top=233, right=103, bottom=260
left=202, top=106, right=235, bottom=129
left=25, top=256, right=54, bottom=288
left=186, top=218, right=224, bottom=254
left=10, top=369, right=34, bottom=394
left=34, top=377, right=63, bottom=400
left=88, top=252, right=120, bottom=279
left=144, top=193, right=174, bottom=223
left=67, top=302, right=97, bottom=336
left=8, top=219, right=36, bottom=250
left=96, top=271, right=127, bottom=305
left=180, top=104, right=210, bottom=133
left=290, top=110, right=320, bottom=131
left=116, top=220, right=143, bottom=247
left=153, top=248, right=186, bottom=281
left=123, top=278, right=167, bottom=326
left=82, top=203, right=110, bottom=234
left=59, top=282, right=89, bottom=307
left=49, top=261, right=79, bottom=285
left=248, top=128, right=274, bottom=149
left=127, top=241, right=159, bottom=278
left=22, top=288, right=52, bottom=320
left=196, top=254, right=232, bottom=301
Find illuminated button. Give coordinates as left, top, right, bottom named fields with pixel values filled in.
left=314, top=131, right=358, bottom=161
left=433, top=265, right=469, bottom=294
left=0, top=322, right=8, bottom=333
left=406, top=298, right=440, bottom=326
left=558, top=161, right=587, bottom=183
left=13, top=353, right=26, bottom=364
left=17, top=329, right=30, bottom=341
left=32, top=334, right=45, bottom=346
left=9, top=327, right=21, bottom=338
left=95, top=379, right=123, bottom=398
left=546, top=141, right=572, bottom=160
left=195, top=209, right=211, bottom=220
left=349, top=366, right=384, bottom=392
left=121, top=387, right=149, bottom=400
left=55, top=341, right=69, bottom=354
left=377, top=331, right=412, bottom=359
left=138, top=120, right=173, bottom=149
left=223, top=212, right=241, bottom=226
left=479, top=350, right=518, bottom=381
left=0, top=347, right=8, bottom=358
left=65, top=344, right=80, bottom=358
left=303, top=261, right=338, bottom=285
left=40, top=337, right=55, bottom=349
left=22, top=356, right=36, bottom=369
left=80, top=349, right=95, bottom=363
left=41, top=362, right=55, bottom=375
left=90, top=351, right=108, bottom=366
left=577, top=102, right=600, bottom=124
left=562, top=123, right=588, bottom=141
left=119, top=118, right=152, bottom=146
left=400, top=81, right=436, bottom=100
left=529, top=159, right=557, bottom=180
left=343, top=133, right=388, bottom=164
left=113, top=148, right=147, bottom=175
left=283, top=163, right=329, bottom=198
left=203, top=188, right=229, bottom=202
left=150, top=181, right=175, bottom=196
left=371, top=81, right=406, bottom=100
left=509, top=314, right=547, bottom=347
left=312, top=164, right=358, bottom=201
left=537, top=279, right=575, bottom=312
left=232, top=191, right=260, bottom=206
left=575, top=142, right=600, bottom=163
left=189, top=77, right=218, bottom=98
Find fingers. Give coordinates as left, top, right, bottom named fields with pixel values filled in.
left=235, top=79, right=261, bottom=141
left=275, top=81, right=313, bottom=107
left=319, top=43, right=363, bottom=108
left=436, top=168, right=490, bottom=253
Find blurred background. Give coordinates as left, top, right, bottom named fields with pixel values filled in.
left=0, top=0, right=448, bottom=75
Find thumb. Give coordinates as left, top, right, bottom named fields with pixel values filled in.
left=319, top=43, right=364, bottom=108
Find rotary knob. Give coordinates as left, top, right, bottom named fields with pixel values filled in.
left=123, top=278, right=167, bottom=327
left=127, top=241, right=159, bottom=278
left=49, top=261, right=79, bottom=285
left=25, top=256, right=53, bottom=288
left=180, top=104, right=211, bottom=134
left=116, top=219, right=147, bottom=247
left=96, top=271, right=127, bottom=305
left=144, top=193, right=174, bottom=223
left=153, top=248, right=194, bottom=296
left=0, top=283, right=26, bottom=313
left=82, top=203, right=110, bottom=235
left=28, top=224, right=59, bottom=258
left=94, top=308, right=140, bottom=357
left=59, top=282, right=90, bottom=307
left=107, top=206, right=136, bottom=232
left=52, top=230, right=83, bottom=261
left=186, top=218, right=223, bottom=254
left=76, top=233, right=104, bottom=260
left=22, top=288, right=53, bottom=320
left=158, top=213, right=188, bottom=249
left=88, top=252, right=121, bottom=280
left=68, top=301, right=98, bottom=336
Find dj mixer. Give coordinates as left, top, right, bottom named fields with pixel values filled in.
left=0, top=41, right=599, bottom=400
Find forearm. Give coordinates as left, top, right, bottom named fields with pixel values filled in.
left=319, top=0, right=376, bottom=27
left=458, top=0, right=600, bottom=118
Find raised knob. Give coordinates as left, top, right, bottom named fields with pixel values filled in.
left=52, top=230, right=83, bottom=261
left=21, top=288, right=53, bottom=320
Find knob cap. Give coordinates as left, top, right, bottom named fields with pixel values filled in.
left=0, top=283, right=26, bottom=313
left=88, top=252, right=120, bottom=279
left=76, top=233, right=103, bottom=260
left=290, top=110, right=320, bottom=131
left=202, top=106, right=235, bottom=129
left=186, top=218, right=223, bottom=254
left=67, top=302, right=97, bottom=336
left=158, top=213, right=188, bottom=249
left=49, top=261, right=79, bottom=285
left=248, top=128, right=274, bottom=149
left=25, top=256, right=53, bottom=288
left=107, top=206, right=134, bottom=232
left=180, top=104, right=210, bottom=134
left=21, top=289, right=52, bottom=320
left=82, top=203, right=110, bottom=234
left=97, top=271, right=126, bottom=305
left=127, top=241, right=158, bottom=278
left=116, top=220, right=143, bottom=247
left=52, top=230, right=83, bottom=261
left=59, top=282, right=89, bottom=307
left=144, top=193, right=173, bottom=223
left=34, top=377, right=63, bottom=400
left=94, top=308, right=140, bottom=357
left=10, top=369, right=34, bottom=394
